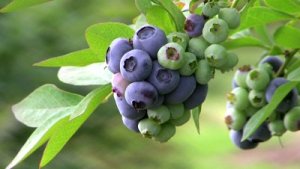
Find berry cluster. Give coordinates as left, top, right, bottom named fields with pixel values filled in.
left=226, top=56, right=300, bottom=150
left=106, top=2, right=240, bottom=142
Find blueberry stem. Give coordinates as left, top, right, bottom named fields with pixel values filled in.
left=230, top=0, right=240, bottom=8
left=275, top=49, right=299, bottom=77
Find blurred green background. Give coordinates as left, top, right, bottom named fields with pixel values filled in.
left=1, top=0, right=300, bottom=169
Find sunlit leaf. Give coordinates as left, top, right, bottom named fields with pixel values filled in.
left=1, top=0, right=51, bottom=13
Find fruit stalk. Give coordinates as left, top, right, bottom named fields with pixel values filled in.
left=275, top=49, right=299, bottom=77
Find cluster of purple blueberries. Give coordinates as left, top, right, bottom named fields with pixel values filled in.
left=106, top=2, right=241, bottom=142
left=226, top=56, right=300, bottom=149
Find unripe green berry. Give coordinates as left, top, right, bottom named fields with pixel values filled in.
left=284, top=107, right=300, bottom=132
left=158, top=42, right=185, bottom=70
left=218, top=8, right=240, bottom=29
left=202, top=2, right=220, bottom=18
left=147, top=105, right=171, bottom=124
left=227, top=87, right=250, bottom=111
left=153, top=123, right=176, bottom=143
left=246, top=105, right=259, bottom=117
left=219, top=52, right=239, bottom=72
left=171, top=110, right=191, bottom=126
left=167, top=103, right=185, bottom=120
left=205, top=44, right=228, bottom=68
left=248, top=90, right=266, bottom=108
left=195, top=59, right=214, bottom=84
left=268, top=120, right=286, bottom=136
left=188, top=36, right=210, bottom=59
left=179, top=52, right=198, bottom=76
left=138, top=119, right=161, bottom=138
left=246, top=68, right=270, bottom=91
left=167, top=32, right=189, bottom=50
left=225, top=108, right=247, bottom=131
left=203, top=18, right=229, bottom=43
left=258, top=63, right=274, bottom=79
left=234, top=65, right=252, bottom=89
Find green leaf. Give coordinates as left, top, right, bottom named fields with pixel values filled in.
left=135, top=0, right=152, bottom=14
left=12, top=84, right=83, bottom=128
left=39, top=85, right=112, bottom=168
left=242, top=81, right=299, bottom=141
left=34, top=49, right=101, bottom=67
left=85, top=22, right=134, bottom=60
left=287, top=57, right=300, bottom=74
left=146, top=6, right=176, bottom=35
left=239, top=7, right=293, bottom=30
left=132, top=14, right=148, bottom=30
left=57, top=63, right=113, bottom=86
left=254, top=25, right=273, bottom=46
left=6, top=114, right=69, bottom=169
left=287, top=67, right=300, bottom=82
left=265, top=0, right=300, bottom=16
left=151, top=0, right=185, bottom=32
left=222, top=36, right=269, bottom=50
left=191, top=106, right=201, bottom=134
left=1, top=0, right=51, bottom=13
left=274, top=25, right=300, bottom=49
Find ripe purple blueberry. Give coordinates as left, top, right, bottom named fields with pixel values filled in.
left=184, top=14, right=205, bottom=38
left=259, top=56, right=283, bottom=73
left=106, top=38, right=133, bottom=73
left=147, top=61, right=180, bottom=95
left=112, top=73, right=130, bottom=97
left=133, top=25, right=167, bottom=59
left=122, top=116, right=141, bottom=133
left=248, top=122, right=271, bottom=143
left=230, top=130, right=258, bottom=150
left=184, top=84, right=208, bottom=110
left=125, top=81, right=158, bottom=110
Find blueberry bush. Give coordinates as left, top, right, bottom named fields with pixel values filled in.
left=2, top=0, right=300, bottom=168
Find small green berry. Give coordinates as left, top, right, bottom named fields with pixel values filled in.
left=138, top=119, right=161, bottom=138
left=205, top=44, right=228, bottom=68
left=153, top=123, right=176, bottom=143
left=246, top=68, right=270, bottom=91
left=195, top=59, right=214, bottom=84
left=158, top=42, right=185, bottom=70
left=167, top=103, right=185, bottom=120
left=227, top=87, right=250, bottom=111
left=203, top=18, right=229, bottom=43
left=167, top=32, right=189, bottom=50
left=268, top=120, right=286, bottom=136
left=234, top=65, right=252, bottom=89
left=188, top=36, right=210, bottom=59
left=179, top=52, right=198, bottom=76
left=219, top=52, right=239, bottom=72
left=218, top=8, right=240, bottom=29
left=171, top=109, right=191, bottom=126
left=284, top=107, right=300, bottom=132
left=202, top=2, right=220, bottom=18
left=147, top=105, right=171, bottom=124
left=225, top=108, right=247, bottom=131
left=248, top=90, right=266, bottom=108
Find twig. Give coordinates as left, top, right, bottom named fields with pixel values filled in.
left=275, top=49, right=300, bottom=77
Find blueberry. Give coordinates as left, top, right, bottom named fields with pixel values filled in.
left=284, top=106, right=300, bottom=132
left=268, top=120, right=286, bottom=136
left=266, top=78, right=298, bottom=113
left=258, top=63, right=274, bottom=79
left=125, top=81, right=158, bottom=110
left=106, top=38, right=133, bottom=73
left=122, top=116, right=141, bottom=133
left=158, top=42, right=185, bottom=70
left=246, top=106, right=259, bottom=117
left=184, top=84, right=208, bottom=109
left=147, top=61, right=180, bottom=95
left=150, top=95, right=165, bottom=108
left=112, top=73, right=130, bottom=97
left=114, top=94, right=146, bottom=120
left=153, top=123, right=176, bottom=143
left=170, top=109, right=191, bottom=126
left=248, top=122, right=271, bottom=143
left=219, top=52, right=239, bottom=72
left=259, top=56, right=283, bottom=73
left=133, top=25, right=167, bottom=59
left=138, top=118, right=161, bottom=138
left=227, top=87, right=250, bottom=111
left=204, top=44, right=228, bottom=68
left=147, top=105, right=171, bottom=124
left=218, top=8, right=240, bottom=29
left=202, top=2, right=220, bottom=18
left=230, top=130, right=258, bottom=150
left=203, top=18, right=229, bottom=43
left=195, top=59, right=214, bottom=85
left=248, top=90, right=266, bottom=108
left=188, top=36, right=210, bottom=59
left=233, top=65, right=252, bottom=89
left=179, top=52, right=198, bottom=76
left=167, top=103, right=185, bottom=120
left=165, top=76, right=197, bottom=104
left=167, top=32, right=189, bottom=50
left=246, top=68, right=270, bottom=91
left=184, top=14, right=205, bottom=37
left=225, top=108, right=247, bottom=131
left=120, top=49, right=152, bottom=82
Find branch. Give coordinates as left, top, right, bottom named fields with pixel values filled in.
left=275, top=49, right=300, bottom=77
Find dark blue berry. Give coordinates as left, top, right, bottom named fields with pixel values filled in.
left=260, top=56, right=283, bottom=73
left=133, top=25, right=167, bottom=59
left=122, top=116, right=140, bottom=133
left=165, top=76, right=197, bottom=104
left=230, top=130, right=258, bottom=150
left=147, top=61, right=180, bottom=95
left=248, top=122, right=271, bottom=143
left=112, top=73, right=130, bottom=97
left=184, top=14, right=205, bottom=37
left=184, top=84, right=208, bottom=109
left=106, top=38, right=133, bottom=73
left=120, top=49, right=152, bottom=82
left=125, top=81, right=158, bottom=110
left=266, top=78, right=298, bottom=113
